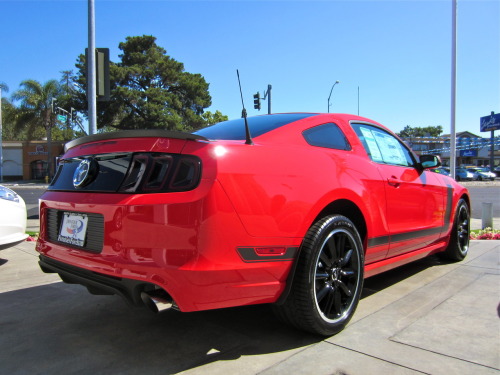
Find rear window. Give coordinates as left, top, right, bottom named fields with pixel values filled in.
left=194, top=113, right=316, bottom=140
left=303, top=123, right=350, bottom=150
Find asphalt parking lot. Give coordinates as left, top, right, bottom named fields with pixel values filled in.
left=0, top=240, right=498, bottom=375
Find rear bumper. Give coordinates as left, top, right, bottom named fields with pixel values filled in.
left=36, top=182, right=300, bottom=312
left=39, top=254, right=149, bottom=306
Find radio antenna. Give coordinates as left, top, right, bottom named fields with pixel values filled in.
left=236, top=69, right=253, bottom=145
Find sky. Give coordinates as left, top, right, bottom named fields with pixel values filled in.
left=1, top=0, right=499, bottom=136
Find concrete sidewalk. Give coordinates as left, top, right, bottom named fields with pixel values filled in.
left=0, top=240, right=498, bottom=374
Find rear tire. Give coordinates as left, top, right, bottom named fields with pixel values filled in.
left=273, top=215, right=364, bottom=336
left=442, top=199, right=470, bottom=261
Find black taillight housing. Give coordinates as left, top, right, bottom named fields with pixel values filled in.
left=118, top=153, right=201, bottom=193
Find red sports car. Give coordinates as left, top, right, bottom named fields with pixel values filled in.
left=36, top=113, right=470, bottom=336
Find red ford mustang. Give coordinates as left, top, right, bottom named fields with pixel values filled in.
left=36, top=113, right=470, bottom=336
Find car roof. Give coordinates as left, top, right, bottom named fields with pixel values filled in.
left=193, top=113, right=387, bottom=141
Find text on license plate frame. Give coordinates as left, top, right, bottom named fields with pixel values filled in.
left=57, top=212, right=89, bottom=247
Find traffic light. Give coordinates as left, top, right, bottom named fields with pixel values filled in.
left=85, top=48, right=110, bottom=101
left=253, top=92, right=261, bottom=110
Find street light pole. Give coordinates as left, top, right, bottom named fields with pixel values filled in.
left=450, top=0, right=457, bottom=179
left=0, top=87, right=3, bottom=182
left=88, top=0, right=97, bottom=135
left=327, top=80, right=340, bottom=113
left=357, top=86, right=360, bottom=116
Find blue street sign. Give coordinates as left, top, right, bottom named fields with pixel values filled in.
left=480, top=113, right=500, bottom=132
left=57, top=114, right=67, bottom=122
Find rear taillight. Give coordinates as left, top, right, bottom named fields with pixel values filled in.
left=118, top=153, right=201, bottom=193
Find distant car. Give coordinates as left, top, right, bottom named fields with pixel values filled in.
left=494, top=166, right=500, bottom=177
left=430, top=167, right=450, bottom=176
left=455, top=168, right=474, bottom=182
left=467, top=168, right=496, bottom=181
left=0, top=185, right=28, bottom=250
left=36, top=113, right=470, bottom=336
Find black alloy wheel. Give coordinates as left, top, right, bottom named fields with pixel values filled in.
left=443, top=198, right=470, bottom=261
left=273, top=215, right=364, bottom=336
left=313, top=226, right=362, bottom=324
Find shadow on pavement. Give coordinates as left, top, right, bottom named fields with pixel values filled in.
left=362, top=254, right=450, bottom=298
left=0, top=251, right=459, bottom=374
left=0, top=282, right=319, bottom=374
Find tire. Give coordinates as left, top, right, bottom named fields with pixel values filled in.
left=442, top=199, right=470, bottom=261
left=273, top=215, right=364, bottom=336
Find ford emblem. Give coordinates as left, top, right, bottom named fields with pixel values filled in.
left=73, top=158, right=98, bottom=188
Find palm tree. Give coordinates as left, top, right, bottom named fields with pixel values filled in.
left=1, top=83, right=20, bottom=141
left=12, top=79, right=61, bottom=178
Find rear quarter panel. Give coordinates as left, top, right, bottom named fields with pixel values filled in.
left=211, top=116, right=391, bottom=252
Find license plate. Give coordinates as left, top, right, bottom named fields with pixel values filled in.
left=58, top=212, right=89, bottom=247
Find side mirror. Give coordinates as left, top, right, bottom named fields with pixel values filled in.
left=420, top=154, right=441, bottom=169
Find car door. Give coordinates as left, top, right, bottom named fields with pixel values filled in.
left=351, top=123, right=446, bottom=257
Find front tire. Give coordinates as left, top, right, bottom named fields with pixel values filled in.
left=273, top=215, right=364, bottom=336
left=443, top=199, right=470, bottom=261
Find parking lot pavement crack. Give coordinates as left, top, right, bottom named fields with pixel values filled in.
left=255, top=343, right=321, bottom=375
left=323, top=342, right=431, bottom=375
left=387, top=340, right=500, bottom=372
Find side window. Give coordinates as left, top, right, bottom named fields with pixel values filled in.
left=352, top=123, right=415, bottom=167
left=303, top=123, right=351, bottom=150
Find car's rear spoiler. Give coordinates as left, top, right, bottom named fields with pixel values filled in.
left=64, top=130, right=209, bottom=152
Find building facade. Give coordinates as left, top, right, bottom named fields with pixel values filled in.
left=403, top=131, right=500, bottom=168
left=1, top=141, right=65, bottom=181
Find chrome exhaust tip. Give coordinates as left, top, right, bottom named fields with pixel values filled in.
left=141, top=290, right=173, bottom=313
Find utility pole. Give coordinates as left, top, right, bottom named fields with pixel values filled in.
left=88, top=0, right=97, bottom=134
left=0, top=87, right=3, bottom=182
left=263, top=85, right=272, bottom=114
left=357, top=86, right=360, bottom=116
left=449, top=0, right=457, bottom=179
left=490, top=111, right=495, bottom=169
left=255, top=85, right=272, bottom=114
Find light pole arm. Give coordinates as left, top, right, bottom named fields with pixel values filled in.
left=327, top=81, right=340, bottom=113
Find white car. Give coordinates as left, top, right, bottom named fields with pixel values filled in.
left=0, top=185, right=28, bottom=250
left=467, top=168, right=496, bottom=181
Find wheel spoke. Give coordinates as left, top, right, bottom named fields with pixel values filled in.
left=337, top=280, right=352, bottom=297
left=323, top=287, right=336, bottom=316
left=340, top=268, right=355, bottom=278
left=341, top=249, right=353, bottom=266
left=319, top=252, right=333, bottom=268
left=336, top=234, right=346, bottom=260
left=316, top=284, right=331, bottom=303
left=316, top=271, right=329, bottom=280
left=333, top=286, right=342, bottom=316
left=326, top=235, right=338, bottom=261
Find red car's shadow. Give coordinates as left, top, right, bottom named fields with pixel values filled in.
left=362, top=253, right=450, bottom=298
left=0, top=254, right=448, bottom=374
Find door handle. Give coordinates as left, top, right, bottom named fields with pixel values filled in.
left=387, top=176, right=401, bottom=187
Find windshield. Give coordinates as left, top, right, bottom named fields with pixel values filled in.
left=194, top=113, right=316, bottom=140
